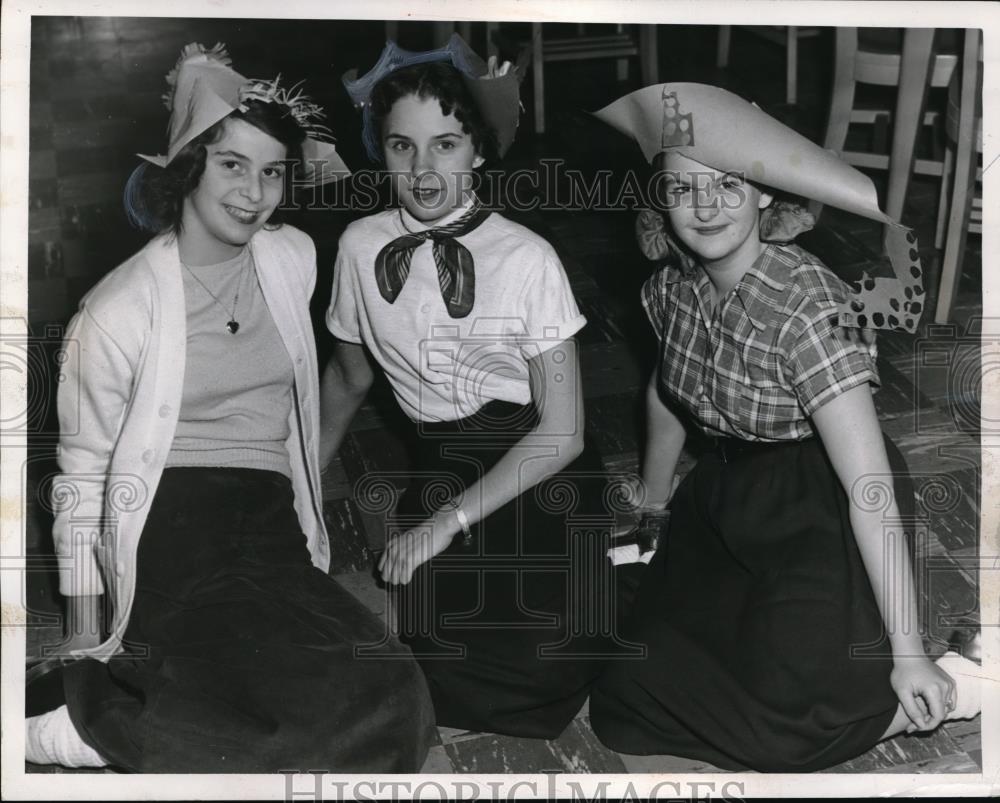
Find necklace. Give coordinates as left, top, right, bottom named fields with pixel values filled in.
left=182, top=252, right=249, bottom=334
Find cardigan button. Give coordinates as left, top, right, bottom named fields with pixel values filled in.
left=158, top=405, right=171, bottom=418
left=141, top=449, right=154, bottom=463
left=115, top=561, right=126, bottom=578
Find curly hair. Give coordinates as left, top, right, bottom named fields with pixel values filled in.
left=367, top=61, right=499, bottom=164
left=124, top=99, right=306, bottom=234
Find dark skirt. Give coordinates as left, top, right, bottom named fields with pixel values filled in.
left=590, top=436, right=907, bottom=772
left=60, top=468, right=434, bottom=773
left=393, top=401, right=617, bottom=739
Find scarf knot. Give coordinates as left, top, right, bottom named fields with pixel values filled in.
left=374, top=203, right=492, bottom=318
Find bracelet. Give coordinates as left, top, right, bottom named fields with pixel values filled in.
left=442, top=499, right=473, bottom=546
left=624, top=476, right=670, bottom=514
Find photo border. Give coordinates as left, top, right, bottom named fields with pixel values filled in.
left=2, top=0, right=997, bottom=798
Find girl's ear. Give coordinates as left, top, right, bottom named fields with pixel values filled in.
left=757, top=190, right=774, bottom=210
left=473, top=154, right=485, bottom=169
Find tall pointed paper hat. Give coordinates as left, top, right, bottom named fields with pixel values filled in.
left=594, top=83, right=925, bottom=332
left=138, top=43, right=350, bottom=185
left=343, top=33, right=521, bottom=161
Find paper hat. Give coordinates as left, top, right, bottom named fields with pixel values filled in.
left=343, top=33, right=521, bottom=161
left=594, top=83, right=925, bottom=333
left=138, top=43, right=350, bottom=185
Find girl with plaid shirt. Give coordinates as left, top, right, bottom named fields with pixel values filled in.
left=588, top=83, right=981, bottom=772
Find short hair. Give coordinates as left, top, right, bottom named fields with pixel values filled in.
left=124, top=99, right=306, bottom=234
left=367, top=61, right=499, bottom=164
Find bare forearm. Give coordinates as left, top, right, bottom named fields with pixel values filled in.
left=318, top=345, right=373, bottom=469
left=379, top=343, right=586, bottom=584
left=377, top=426, right=583, bottom=585
left=812, top=386, right=927, bottom=660
left=428, top=344, right=585, bottom=538
left=851, top=505, right=926, bottom=660
left=641, top=375, right=686, bottom=506
left=441, top=429, right=584, bottom=537
left=318, top=383, right=367, bottom=467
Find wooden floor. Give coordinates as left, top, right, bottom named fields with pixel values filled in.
left=22, top=17, right=982, bottom=775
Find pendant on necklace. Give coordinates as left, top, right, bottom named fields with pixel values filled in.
left=226, top=320, right=240, bottom=334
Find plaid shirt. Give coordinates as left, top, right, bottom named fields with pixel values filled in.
left=641, top=243, right=879, bottom=441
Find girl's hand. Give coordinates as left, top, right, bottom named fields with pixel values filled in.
left=890, top=655, right=956, bottom=733
left=378, top=517, right=455, bottom=586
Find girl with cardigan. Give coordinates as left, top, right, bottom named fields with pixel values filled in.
left=25, top=44, right=433, bottom=772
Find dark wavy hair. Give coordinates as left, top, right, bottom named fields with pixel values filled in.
left=367, top=61, right=498, bottom=164
left=124, top=99, right=306, bottom=234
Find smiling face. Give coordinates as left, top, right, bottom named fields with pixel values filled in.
left=660, top=151, right=773, bottom=274
left=179, top=117, right=288, bottom=265
left=381, top=93, right=484, bottom=224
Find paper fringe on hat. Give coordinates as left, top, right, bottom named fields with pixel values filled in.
left=240, top=77, right=335, bottom=141
left=138, top=42, right=349, bottom=186
left=342, top=33, right=521, bottom=161
left=594, top=83, right=926, bottom=333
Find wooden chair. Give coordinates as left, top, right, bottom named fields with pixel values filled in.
left=934, top=29, right=983, bottom=323
left=716, top=26, right=822, bottom=106
left=811, top=28, right=958, bottom=223
left=529, top=23, right=659, bottom=134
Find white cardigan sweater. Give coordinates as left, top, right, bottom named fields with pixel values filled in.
left=53, top=225, right=331, bottom=661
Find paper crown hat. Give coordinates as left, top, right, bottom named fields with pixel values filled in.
left=342, top=33, right=521, bottom=161
left=138, top=43, right=350, bottom=185
left=594, top=83, right=926, bottom=333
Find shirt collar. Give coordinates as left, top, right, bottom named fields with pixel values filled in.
left=663, top=244, right=791, bottom=333
left=397, top=192, right=478, bottom=234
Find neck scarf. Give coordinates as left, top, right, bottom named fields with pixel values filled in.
left=375, top=202, right=492, bottom=318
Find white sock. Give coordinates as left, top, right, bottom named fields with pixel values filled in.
left=607, top=543, right=656, bottom=566
left=25, top=705, right=107, bottom=768
left=935, top=651, right=983, bottom=721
